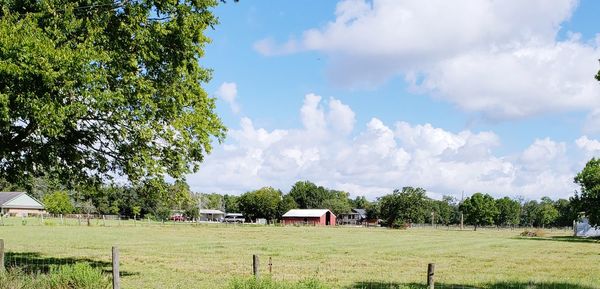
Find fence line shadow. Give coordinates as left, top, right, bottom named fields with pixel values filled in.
left=4, top=251, right=138, bottom=276
left=347, top=282, right=598, bottom=289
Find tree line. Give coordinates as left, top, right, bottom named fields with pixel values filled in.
left=3, top=157, right=600, bottom=228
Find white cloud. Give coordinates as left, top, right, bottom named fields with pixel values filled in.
left=189, top=93, right=593, bottom=200
left=216, top=82, right=240, bottom=113
left=254, top=0, right=600, bottom=121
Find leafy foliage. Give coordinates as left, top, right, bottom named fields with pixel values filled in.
left=288, top=181, right=352, bottom=215
left=238, top=187, right=284, bottom=221
left=379, top=187, right=429, bottom=227
left=0, top=0, right=226, bottom=188
left=42, top=191, right=74, bottom=215
left=574, top=158, right=600, bottom=226
left=460, top=193, right=498, bottom=230
left=495, top=197, right=520, bottom=226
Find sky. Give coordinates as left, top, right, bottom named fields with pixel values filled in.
left=186, top=0, right=600, bottom=201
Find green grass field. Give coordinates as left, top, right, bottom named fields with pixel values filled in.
left=0, top=217, right=599, bottom=289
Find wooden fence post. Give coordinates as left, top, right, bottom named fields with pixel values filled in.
left=112, top=246, right=120, bottom=289
left=0, top=239, right=4, bottom=272
left=252, top=254, right=259, bottom=278
left=427, top=263, right=435, bottom=289
left=268, top=257, right=272, bottom=274
left=460, top=213, right=464, bottom=230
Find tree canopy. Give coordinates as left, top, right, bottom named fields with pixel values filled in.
left=460, top=193, right=498, bottom=230
left=43, top=191, right=74, bottom=215
left=379, top=187, right=429, bottom=227
left=0, top=0, right=226, bottom=188
left=574, top=158, right=600, bottom=226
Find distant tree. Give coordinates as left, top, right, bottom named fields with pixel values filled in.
left=223, top=194, right=240, bottom=213
left=277, top=195, right=298, bottom=218
left=495, top=197, right=521, bottom=227
left=238, top=187, right=283, bottom=221
left=553, top=198, right=576, bottom=227
left=574, top=158, right=600, bottom=226
left=432, top=196, right=457, bottom=226
left=537, top=197, right=559, bottom=228
left=351, top=196, right=370, bottom=209
left=199, top=193, right=224, bottom=210
left=596, top=69, right=600, bottom=81
left=131, top=206, right=141, bottom=221
left=521, top=200, right=539, bottom=227
left=366, top=201, right=380, bottom=221
left=322, top=196, right=352, bottom=216
left=43, top=191, right=74, bottom=215
left=288, top=181, right=328, bottom=209
left=379, top=187, right=430, bottom=228
left=459, top=193, right=498, bottom=231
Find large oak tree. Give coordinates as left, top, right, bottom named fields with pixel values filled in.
left=0, top=0, right=226, bottom=187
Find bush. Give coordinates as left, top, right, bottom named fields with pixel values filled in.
left=228, top=277, right=330, bottom=289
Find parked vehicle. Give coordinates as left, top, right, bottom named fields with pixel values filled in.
left=170, top=215, right=186, bottom=222
left=223, top=213, right=244, bottom=223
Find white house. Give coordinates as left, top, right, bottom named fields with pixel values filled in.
left=0, top=192, right=45, bottom=217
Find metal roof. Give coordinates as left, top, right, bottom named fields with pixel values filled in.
left=199, top=209, right=224, bottom=215
left=282, top=209, right=333, bottom=218
left=353, top=208, right=367, bottom=217
left=0, top=192, right=26, bottom=206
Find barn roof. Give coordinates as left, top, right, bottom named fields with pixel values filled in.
left=282, top=209, right=332, bottom=218
left=0, top=192, right=26, bottom=206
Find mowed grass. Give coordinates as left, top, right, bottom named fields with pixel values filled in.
left=0, top=219, right=599, bottom=289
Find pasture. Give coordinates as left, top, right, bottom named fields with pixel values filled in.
left=0, top=219, right=599, bottom=289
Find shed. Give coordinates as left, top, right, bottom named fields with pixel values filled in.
left=282, top=209, right=336, bottom=226
left=199, top=209, right=225, bottom=222
left=0, top=192, right=45, bottom=217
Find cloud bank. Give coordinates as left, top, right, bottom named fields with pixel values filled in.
left=189, top=94, right=592, bottom=200
left=255, top=0, right=600, bottom=120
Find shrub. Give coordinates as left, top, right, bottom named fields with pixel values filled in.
left=47, top=263, right=110, bottom=289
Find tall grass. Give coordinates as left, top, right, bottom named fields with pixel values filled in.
left=0, top=263, right=110, bottom=289
left=228, top=277, right=330, bottom=289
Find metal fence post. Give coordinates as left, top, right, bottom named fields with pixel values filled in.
left=112, top=246, right=120, bottom=289
left=253, top=254, right=259, bottom=278
left=427, top=263, right=435, bottom=289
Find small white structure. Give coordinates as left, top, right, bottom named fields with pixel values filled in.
left=0, top=192, right=45, bottom=217
left=199, top=209, right=225, bottom=222
left=575, top=218, right=600, bottom=237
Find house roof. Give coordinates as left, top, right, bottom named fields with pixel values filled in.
left=353, top=208, right=367, bottom=217
left=199, top=209, right=224, bottom=215
left=282, top=209, right=333, bottom=218
left=0, top=192, right=44, bottom=209
left=0, top=192, right=23, bottom=206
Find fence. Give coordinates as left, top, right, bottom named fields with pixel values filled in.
left=1, top=223, right=598, bottom=289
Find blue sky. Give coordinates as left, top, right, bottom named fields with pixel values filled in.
left=187, top=0, right=600, bottom=200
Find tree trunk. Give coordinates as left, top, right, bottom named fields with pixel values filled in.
left=474, top=224, right=478, bottom=231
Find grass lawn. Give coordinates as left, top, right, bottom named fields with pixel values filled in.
left=0, top=218, right=599, bottom=289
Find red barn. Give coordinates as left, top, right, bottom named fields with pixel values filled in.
left=282, top=209, right=336, bottom=226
